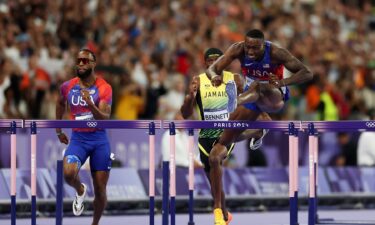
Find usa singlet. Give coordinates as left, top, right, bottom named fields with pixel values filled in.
left=60, top=77, right=112, bottom=132
left=240, top=41, right=289, bottom=111
left=240, top=41, right=284, bottom=82
left=60, top=77, right=113, bottom=171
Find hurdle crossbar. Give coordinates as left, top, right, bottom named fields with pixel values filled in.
left=302, top=120, right=375, bottom=132
left=24, top=119, right=162, bottom=129
left=163, top=120, right=300, bottom=225
left=0, top=119, right=24, bottom=128
left=163, top=120, right=301, bottom=131
left=23, top=120, right=161, bottom=225
left=303, top=121, right=375, bottom=225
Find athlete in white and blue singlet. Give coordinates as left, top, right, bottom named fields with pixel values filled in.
left=205, top=29, right=313, bottom=225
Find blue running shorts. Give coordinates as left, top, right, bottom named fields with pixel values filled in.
left=64, top=130, right=112, bottom=171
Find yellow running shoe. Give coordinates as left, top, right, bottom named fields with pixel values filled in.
left=226, top=211, right=233, bottom=225
left=214, top=208, right=226, bottom=225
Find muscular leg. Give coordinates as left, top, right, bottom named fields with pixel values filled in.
left=238, top=82, right=285, bottom=113
left=204, top=171, right=229, bottom=220
left=63, top=157, right=85, bottom=196
left=91, top=171, right=110, bottom=225
left=209, top=106, right=260, bottom=210
left=257, top=84, right=285, bottom=112
left=237, top=81, right=260, bottom=105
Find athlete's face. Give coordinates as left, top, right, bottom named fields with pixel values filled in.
left=76, top=51, right=95, bottom=79
left=244, top=37, right=264, bottom=61
left=205, top=56, right=220, bottom=69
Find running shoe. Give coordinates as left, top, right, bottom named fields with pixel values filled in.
left=72, top=183, right=87, bottom=216
left=214, top=208, right=226, bottom=225
left=249, top=129, right=269, bottom=150
left=226, top=80, right=237, bottom=113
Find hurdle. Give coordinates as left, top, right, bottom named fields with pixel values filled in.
left=163, top=120, right=301, bottom=225
left=0, top=119, right=23, bottom=225
left=23, top=119, right=161, bottom=225
left=304, top=121, right=375, bottom=225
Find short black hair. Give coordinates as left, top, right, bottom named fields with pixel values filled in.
left=246, top=29, right=264, bottom=39
left=204, top=48, right=223, bottom=60
left=80, top=48, right=96, bottom=62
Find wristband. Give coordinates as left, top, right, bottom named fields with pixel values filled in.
left=56, top=131, right=64, bottom=136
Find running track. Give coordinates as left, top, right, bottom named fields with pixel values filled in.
left=1, top=209, right=375, bottom=225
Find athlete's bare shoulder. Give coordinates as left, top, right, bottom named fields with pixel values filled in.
left=270, top=42, right=309, bottom=73
left=269, top=43, right=293, bottom=64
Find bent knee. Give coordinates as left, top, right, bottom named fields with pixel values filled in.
left=208, top=146, right=227, bottom=167
left=271, top=101, right=285, bottom=112
left=209, top=154, right=222, bottom=167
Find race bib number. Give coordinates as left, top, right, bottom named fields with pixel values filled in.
left=75, top=113, right=94, bottom=121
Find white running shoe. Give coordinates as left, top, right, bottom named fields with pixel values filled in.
left=72, top=183, right=87, bottom=216
left=249, top=129, right=269, bottom=150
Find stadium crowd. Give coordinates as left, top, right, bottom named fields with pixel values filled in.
left=0, top=0, right=374, bottom=165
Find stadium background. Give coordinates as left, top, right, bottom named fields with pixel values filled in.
left=0, top=0, right=375, bottom=222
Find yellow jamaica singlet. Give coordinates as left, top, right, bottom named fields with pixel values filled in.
left=196, top=71, right=234, bottom=138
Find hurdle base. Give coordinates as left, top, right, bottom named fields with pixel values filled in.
left=188, top=222, right=195, bottom=225
left=11, top=195, right=16, bottom=225
left=318, top=219, right=375, bottom=225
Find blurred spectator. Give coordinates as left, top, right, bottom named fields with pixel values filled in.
left=3, top=86, right=27, bottom=119
left=357, top=110, right=375, bottom=166
left=115, top=79, right=145, bottom=120
left=20, top=54, right=51, bottom=118
left=161, top=112, right=202, bottom=168
left=334, top=132, right=358, bottom=166
left=157, top=74, right=185, bottom=120
left=140, top=65, right=168, bottom=119
left=0, top=58, right=11, bottom=118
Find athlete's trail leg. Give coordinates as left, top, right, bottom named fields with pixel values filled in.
left=209, top=106, right=260, bottom=209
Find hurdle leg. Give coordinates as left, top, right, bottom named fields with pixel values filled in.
left=289, top=123, right=299, bottom=225
left=188, top=129, right=195, bottom=225
left=313, top=133, right=319, bottom=223
left=308, top=123, right=317, bottom=225
left=10, top=121, right=17, bottom=225
left=149, top=122, right=155, bottom=225
left=169, top=122, right=176, bottom=225
left=56, top=160, right=63, bottom=225
left=162, top=161, right=169, bottom=225
left=31, top=122, right=37, bottom=225
left=293, top=128, right=299, bottom=225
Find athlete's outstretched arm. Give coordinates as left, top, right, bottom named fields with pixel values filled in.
left=180, top=76, right=199, bottom=119
left=271, top=45, right=313, bottom=87
left=206, top=42, right=242, bottom=85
